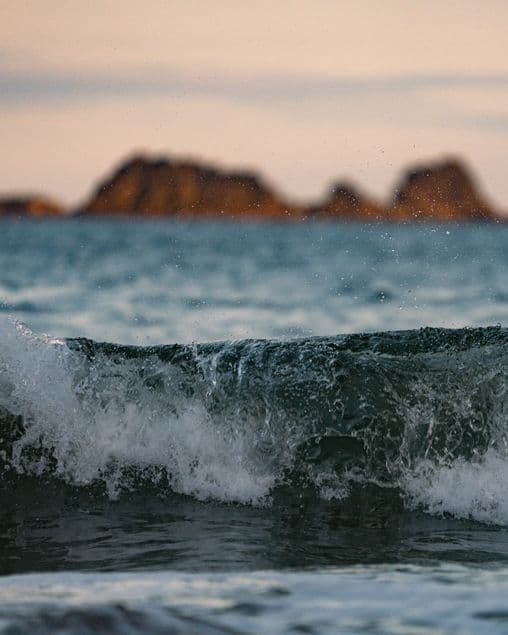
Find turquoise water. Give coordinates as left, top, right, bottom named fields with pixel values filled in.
left=2, top=220, right=506, bottom=342
left=1, top=219, right=508, bottom=634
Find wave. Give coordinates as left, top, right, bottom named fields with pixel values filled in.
left=0, top=318, right=507, bottom=524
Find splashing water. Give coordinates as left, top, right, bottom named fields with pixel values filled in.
left=1, top=317, right=507, bottom=524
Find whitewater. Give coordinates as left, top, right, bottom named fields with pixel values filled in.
left=0, top=219, right=508, bottom=634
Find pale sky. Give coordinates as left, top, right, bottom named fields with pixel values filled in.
left=1, top=1, right=508, bottom=210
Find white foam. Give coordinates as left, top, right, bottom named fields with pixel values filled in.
left=0, top=317, right=281, bottom=504
left=404, top=449, right=508, bottom=525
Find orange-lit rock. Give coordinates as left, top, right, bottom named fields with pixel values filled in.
left=311, top=183, right=385, bottom=220
left=0, top=196, right=64, bottom=217
left=389, top=158, right=500, bottom=221
left=1, top=154, right=503, bottom=223
left=77, top=155, right=303, bottom=220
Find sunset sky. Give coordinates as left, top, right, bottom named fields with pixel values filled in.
left=2, top=1, right=508, bottom=209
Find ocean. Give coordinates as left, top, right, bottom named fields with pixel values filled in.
left=0, top=218, right=507, bottom=634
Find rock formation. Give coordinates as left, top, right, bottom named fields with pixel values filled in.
left=311, top=182, right=384, bottom=220
left=0, top=154, right=503, bottom=222
left=308, top=158, right=502, bottom=222
left=0, top=196, right=64, bottom=218
left=77, top=155, right=303, bottom=220
left=389, top=158, right=499, bottom=222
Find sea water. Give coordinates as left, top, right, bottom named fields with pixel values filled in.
left=0, top=219, right=507, bottom=634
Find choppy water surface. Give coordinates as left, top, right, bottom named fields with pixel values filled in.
left=1, top=219, right=507, bottom=342
left=1, top=219, right=508, bottom=634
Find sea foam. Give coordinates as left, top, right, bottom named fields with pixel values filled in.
left=0, top=318, right=281, bottom=504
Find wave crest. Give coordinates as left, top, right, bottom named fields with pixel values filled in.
left=0, top=318, right=507, bottom=523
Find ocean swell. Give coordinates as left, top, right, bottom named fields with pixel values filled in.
left=0, top=318, right=507, bottom=523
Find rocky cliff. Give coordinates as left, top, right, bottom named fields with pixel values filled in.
left=0, top=196, right=64, bottom=218
left=77, top=155, right=303, bottom=219
left=389, top=158, right=498, bottom=221
left=78, top=154, right=500, bottom=222
left=310, top=158, right=501, bottom=222
left=311, top=183, right=385, bottom=220
left=1, top=154, right=503, bottom=222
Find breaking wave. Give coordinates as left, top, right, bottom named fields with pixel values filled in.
left=0, top=318, right=507, bottom=524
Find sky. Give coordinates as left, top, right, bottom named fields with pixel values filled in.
left=1, top=0, right=508, bottom=210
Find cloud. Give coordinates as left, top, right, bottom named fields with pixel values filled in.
left=3, top=67, right=508, bottom=109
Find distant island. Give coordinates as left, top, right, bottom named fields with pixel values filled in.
left=0, top=154, right=505, bottom=222
left=0, top=196, right=64, bottom=218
